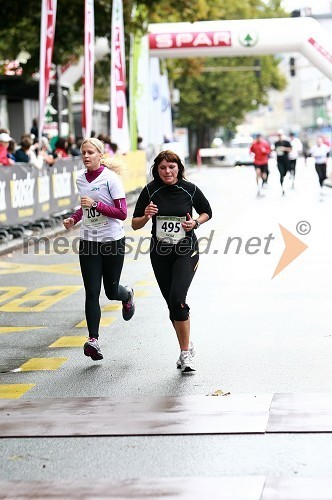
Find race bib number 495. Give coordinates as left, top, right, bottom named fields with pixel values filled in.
left=156, top=216, right=186, bottom=244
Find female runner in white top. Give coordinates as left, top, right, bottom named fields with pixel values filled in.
left=63, top=138, right=135, bottom=361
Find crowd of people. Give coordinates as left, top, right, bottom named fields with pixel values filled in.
left=0, top=129, right=82, bottom=167
left=249, top=130, right=331, bottom=196
left=0, top=122, right=119, bottom=168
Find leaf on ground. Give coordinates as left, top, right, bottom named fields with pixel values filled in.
left=207, top=389, right=231, bottom=397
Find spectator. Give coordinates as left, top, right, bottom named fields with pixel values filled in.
left=39, top=137, right=56, bottom=166
left=68, top=135, right=83, bottom=156
left=30, top=118, right=39, bottom=140
left=14, top=135, right=43, bottom=169
left=0, top=132, right=15, bottom=166
left=7, top=139, right=17, bottom=162
left=54, top=137, right=70, bottom=158
left=137, top=136, right=145, bottom=150
left=102, top=135, right=115, bottom=156
left=110, top=142, right=118, bottom=155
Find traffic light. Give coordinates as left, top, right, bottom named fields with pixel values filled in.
left=254, top=59, right=261, bottom=79
left=289, top=57, right=296, bottom=77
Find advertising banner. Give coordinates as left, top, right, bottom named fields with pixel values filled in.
left=38, top=0, right=57, bottom=144
left=83, top=0, right=95, bottom=138
left=0, top=160, right=84, bottom=227
left=110, top=0, right=130, bottom=153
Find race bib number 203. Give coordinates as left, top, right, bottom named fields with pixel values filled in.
left=83, top=207, right=108, bottom=228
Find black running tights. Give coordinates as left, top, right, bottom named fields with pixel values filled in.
left=315, top=163, right=327, bottom=187
left=277, top=159, right=289, bottom=186
left=79, top=238, right=129, bottom=338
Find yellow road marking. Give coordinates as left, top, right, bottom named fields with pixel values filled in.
left=134, top=280, right=156, bottom=286
left=0, top=286, right=82, bottom=312
left=134, top=290, right=150, bottom=298
left=0, top=327, right=44, bottom=334
left=14, top=358, right=68, bottom=372
left=0, top=262, right=81, bottom=276
left=0, top=287, right=26, bottom=304
left=102, top=304, right=121, bottom=311
left=75, top=317, right=117, bottom=328
left=49, top=336, right=86, bottom=348
left=0, top=384, right=36, bottom=399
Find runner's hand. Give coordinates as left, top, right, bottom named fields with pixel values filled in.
left=63, top=217, right=74, bottom=229
left=145, top=201, right=158, bottom=219
left=81, top=196, right=94, bottom=208
left=182, top=213, right=194, bottom=232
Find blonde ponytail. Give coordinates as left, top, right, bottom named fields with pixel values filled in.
left=101, top=154, right=127, bottom=176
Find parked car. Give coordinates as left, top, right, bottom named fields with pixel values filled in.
left=198, top=136, right=254, bottom=167
left=210, top=137, right=254, bottom=167
left=227, top=137, right=255, bottom=166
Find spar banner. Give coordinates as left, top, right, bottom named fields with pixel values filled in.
left=0, top=160, right=85, bottom=227
left=38, top=0, right=57, bottom=144
left=82, top=0, right=95, bottom=138
left=110, top=0, right=130, bottom=153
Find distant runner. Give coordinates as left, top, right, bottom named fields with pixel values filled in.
left=250, top=134, right=271, bottom=196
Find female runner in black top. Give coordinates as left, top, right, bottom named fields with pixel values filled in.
left=132, top=150, right=212, bottom=372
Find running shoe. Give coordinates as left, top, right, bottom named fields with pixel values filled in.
left=122, top=286, right=135, bottom=321
left=179, top=350, right=196, bottom=372
left=84, top=338, right=103, bottom=361
left=176, top=341, right=195, bottom=369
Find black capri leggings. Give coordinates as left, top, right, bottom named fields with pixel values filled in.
left=150, top=244, right=199, bottom=322
left=79, top=238, right=129, bottom=338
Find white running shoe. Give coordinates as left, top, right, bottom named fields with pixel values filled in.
left=176, top=341, right=195, bottom=369
left=180, top=351, right=196, bottom=372
left=84, top=338, right=103, bottom=361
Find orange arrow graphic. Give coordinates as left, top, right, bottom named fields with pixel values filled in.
left=272, top=224, right=308, bottom=279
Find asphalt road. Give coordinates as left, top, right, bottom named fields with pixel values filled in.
left=1, top=158, right=332, bottom=490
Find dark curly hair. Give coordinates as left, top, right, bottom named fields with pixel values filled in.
left=151, top=150, right=186, bottom=182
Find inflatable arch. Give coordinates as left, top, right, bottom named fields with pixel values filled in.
left=148, top=17, right=332, bottom=80
left=61, top=17, right=332, bottom=86
left=59, top=16, right=332, bottom=151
